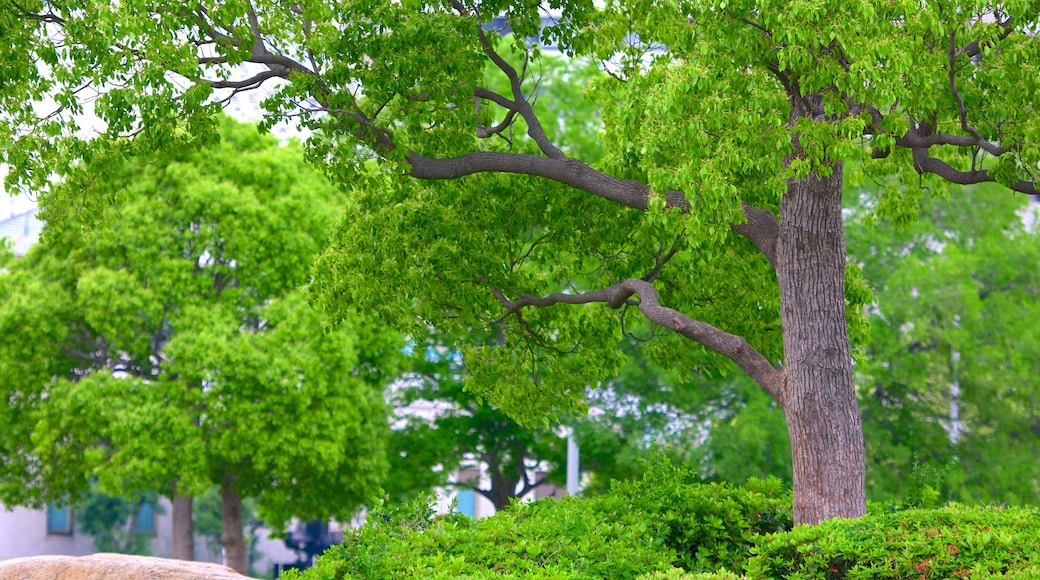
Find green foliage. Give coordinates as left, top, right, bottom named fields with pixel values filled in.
left=285, top=493, right=674, bottom=580
left=285, top=456, right=791, bottom=579
left=608, top=458, right=792, bottom=575
left=8, top=0, right=1040, bottom=524
left=73, top=485, right=159, bottom=555
left=847, top=182, right=1040, bottom=506
left=0, top=117, right=389, bottom=531
left=747, top=504, right=1040, bottom=579
left=289, top=479, right=1040, bottom=580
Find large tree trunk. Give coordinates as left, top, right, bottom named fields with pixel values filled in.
left=220, top=484, right=248, bottom=575
left=774, top=161, right=866, bottom=524
left=171, top=483, right=194, bottom=561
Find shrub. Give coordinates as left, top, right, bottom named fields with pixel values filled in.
left=283, top=492, right=675, bottom=579
left=283, top=458, right=791, bottom=579
left=747, top=503, right=1040, bottom=579
left=608, top=459, right=792, bottom=574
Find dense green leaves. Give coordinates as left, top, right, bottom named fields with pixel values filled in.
left=849, top=183, right=1040, bottom=505
left=288, top=462, right=1040, bottom=579
left=748, top=503, right=1040, bottom=579
left=6, top=0, right=1040, bottom=522
left=285, top=457, right=791, bottom=579
left=0, top=117, right=389, bottom=530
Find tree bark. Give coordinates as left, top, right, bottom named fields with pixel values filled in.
left=774, top=162, right=867, bottom=524
left=220, top=484, right=248, bottom=575
left=171, top=484, right=194, bottom=561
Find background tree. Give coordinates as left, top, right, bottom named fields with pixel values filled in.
left=73, top=486, right=160, bottom=556
left=574, top=349, right=793, bottom=495
left=847, top=181, right=1040, bottom=505
left=193, top=487, right=264, bottom=574
left=6, top=0, right=1040, bottom=524
left=0, top=118, right=389, bottom=572
left=389, top=374, right=568, bottom=511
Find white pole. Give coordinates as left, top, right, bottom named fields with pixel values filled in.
left=566, top=434, right=580, bottom=495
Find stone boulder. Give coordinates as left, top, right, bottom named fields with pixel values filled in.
left=0, top=553, right=251, bottom=580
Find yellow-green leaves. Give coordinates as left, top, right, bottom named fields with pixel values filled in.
left=0, top=118, right=389, bottom=527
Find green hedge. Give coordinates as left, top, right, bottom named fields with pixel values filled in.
left=283, top=459, right=790, bottom=579
left=284, top=492, right=674, bottom=579
left=746, top=503, right=1040, bottom=579
left=284, top=460, right=1040, bottom=579
left=607, top=462, right=791, bottom=573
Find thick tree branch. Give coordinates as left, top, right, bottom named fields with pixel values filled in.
left=894, top=131, right=1006, bottom=156
left=913, top=154, right=1038, bottom=194
left=959, top=16, right=1013, bottom=59
left=406, top=151, right=676, bottom=210
left=730, top=201, right=779, bottom=269
left=203, top=69, right=285, bottom=90
left=518, top=474, right=548, bottom=498
left=476, top=109, right=519, bottom=139
left=493, top=278, right=786, bottom=402
left=867, top=112, right=1037, bottom=194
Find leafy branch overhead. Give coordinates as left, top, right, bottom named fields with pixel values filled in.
left=6, top=0, right=1040, bottom=524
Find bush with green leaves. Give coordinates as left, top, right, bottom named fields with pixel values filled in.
left=283, top=455, right=1040, bottom=579
left=285, top=492, right=673, bottom=579
left=746, top=503, right=1040, bottom=579
left=284, top=458, right=791, bottom=579
left=607, top=459, right=792, bottom=574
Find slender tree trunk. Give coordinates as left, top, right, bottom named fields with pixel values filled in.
left=171, top=484, right=195, bottom=561
left=774, top=161, right=867, bottom=524
left=220, top=484, right=248, bottom=574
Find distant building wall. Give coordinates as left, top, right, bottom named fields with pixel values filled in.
left=0, top=505, right=97, bottom=560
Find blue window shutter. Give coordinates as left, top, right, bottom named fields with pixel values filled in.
left=135, top=502, right=155, bottom=534
left=456, top=489, right=476, bottom=518
left=46, top=503, right=72, bottom=534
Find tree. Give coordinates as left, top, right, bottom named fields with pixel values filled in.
left=193, top=487, right=264, bottom=574
left=390, top=371, right=568, bottom=511
left=847, top=182, right=1040, bottom=505
left=0, top=117, right=389, bottom=572
left=73, top=486, right=160, bottom=556
left=6, top=1, right=1040, bottom=524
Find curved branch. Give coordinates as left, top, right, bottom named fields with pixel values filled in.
left=730, top=201, right=779, bottom=269
left=202, top=69, right=285, bottom=90
left=449, top=0, right=564, bottom=159
left=867, top=111, right=1036, bottom=194
left=406, top=151, right=679, bottom=210
left=494, top=278, right=787, bottom=402
left=914, top=155, right=1039, bottom=194
left=894, top=131, right=1006, bottom=157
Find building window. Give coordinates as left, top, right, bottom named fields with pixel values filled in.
left=46, top=502, right=73, bottom=535
left=135, top=502, right=156, bottom=535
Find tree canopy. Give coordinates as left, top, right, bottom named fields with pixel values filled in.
left=0, top=117, right=389, bottom=571
left=849, top=182, right=1040, bottom=505
left=5, top=0, right=1040, bottom=523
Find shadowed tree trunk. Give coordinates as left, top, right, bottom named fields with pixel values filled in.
left=171, top=483, right=194, bottom=561
left=220, top=484, right=247, bottom=574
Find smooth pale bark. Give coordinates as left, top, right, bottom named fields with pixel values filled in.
left=220, top=484, right=248, bottom=575
left=171, top=484, right=195, bottom=561
left=774, top=162, right=867, bottom=524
